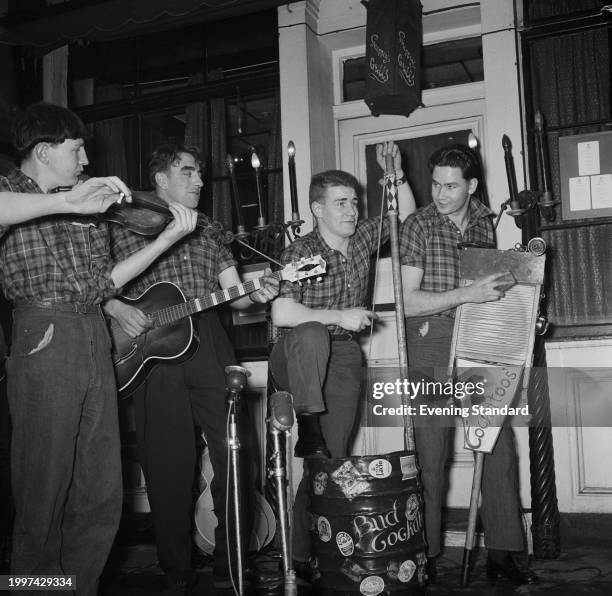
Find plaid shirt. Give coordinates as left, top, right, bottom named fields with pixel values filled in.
left=110, top=218, right=236, bottom=300
left=278, top=216, right=389, bottom=335
left=399, top=199, right=495, bottom=317
left=0, top=169, right=116, bottom=305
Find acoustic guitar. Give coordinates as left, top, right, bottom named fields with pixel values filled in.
left=109, top=255, right=326, bottom=398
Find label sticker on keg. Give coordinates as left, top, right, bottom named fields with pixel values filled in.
left=336, top=531, right=354, bottom=556
left=316, top=515, right=332, bottom=542
left=331, top=461, right=369, bottom=500
left=400, top=454, right=418, bottom=480
left=359, top=575, right=385, bottom=596
left=313, top=471, right=328, bottom=495
left=405, top=493, right=420, bottom=521
left=398, top=559, right=417, bottom=583
left=405, top=494, right=424, bottom=539
left=341, top=558, right=367, bottom=582
left=368, top=458, right=392, bottom=479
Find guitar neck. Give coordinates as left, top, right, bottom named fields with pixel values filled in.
left=153, top=272, right=280, bottom=326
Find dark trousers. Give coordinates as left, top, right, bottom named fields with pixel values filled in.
left=406, top=316, right=524, bottom=557
left=8, top=306, right=122, bottom=596
left=269, top=322, right=363, bottom=562
left=133, top=311, right=235, bottom=580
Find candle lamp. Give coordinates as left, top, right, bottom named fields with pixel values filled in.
left=287, top=141, right=299, bottom=220
left=251, top=151, right=267, bottom=230
left=468, top=132, right=490, bottom=208
left=225, top=153, right=249, bottom=239
left=534, top=111, right=559, bottom=219
left=286, top=141, right=304, bottom=237
left=223, top=145, right=306, bottom=265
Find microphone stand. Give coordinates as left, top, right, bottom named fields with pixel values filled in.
left=267, top=391, right=297, bottom=596
left=225, top=365, right=251, bottom=596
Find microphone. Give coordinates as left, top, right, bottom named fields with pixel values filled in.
left=268, top=391, right=294, bottom=432
left=224, top=365, right=250, bottom=395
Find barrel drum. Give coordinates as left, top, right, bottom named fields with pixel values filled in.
left=308, top=451, right=427, bottom=595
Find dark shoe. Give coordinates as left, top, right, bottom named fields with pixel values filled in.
left=294, top=414, right=330, bottom=458
left=425, top=557, right=437, bottom=583
left=292, top=558, right=321, bottom=584
left=486, top=552, right=538, bottom=585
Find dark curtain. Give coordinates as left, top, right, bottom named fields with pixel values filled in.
left=525, top=0, right=607, bottom=23
left=185, top=72, right=231, bottom=229
left=209, top=96, right=231, bottom=228
left=92, top=84, right=128, bottom=182
left=266, top=89, right=283, bottom=223
left=528, top=27, right=611, bottom=328
left=531, top=29, right=610, bottom=202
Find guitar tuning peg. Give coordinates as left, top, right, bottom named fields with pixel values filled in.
left=306, top=279, right=312, bottom=285
left=316, top=276, right=322, bottom=282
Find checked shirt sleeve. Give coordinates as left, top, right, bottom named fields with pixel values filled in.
left=0, top=177, right=13, bottom=239
left=89, top=221, right=120, bottom=298
left=399, top=212, right=427, bottom=271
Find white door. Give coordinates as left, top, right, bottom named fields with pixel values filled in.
left=337, top=98, right=533, bottom=512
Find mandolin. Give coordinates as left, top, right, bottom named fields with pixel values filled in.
left=193, top=443, right=276, bottom=555
left=108, top=255, right=326, bottom=398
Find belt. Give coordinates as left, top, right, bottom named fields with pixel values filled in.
left=15, top=301, right=101, bottom=314
left=331, top=332, right=357, bottom=342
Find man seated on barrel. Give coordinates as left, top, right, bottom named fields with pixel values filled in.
left=269, top=141, right=415, bottom=580
left=398, top=143, right=538, bottom=584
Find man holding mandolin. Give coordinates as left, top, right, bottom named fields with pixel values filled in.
left=0, top=102, right=198, bottom=596
left=106, top=144, right=279, bottom=595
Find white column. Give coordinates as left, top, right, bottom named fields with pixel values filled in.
left=278, top=1, right=335, bottom=233
left=480, top=0, right=523, bottom=249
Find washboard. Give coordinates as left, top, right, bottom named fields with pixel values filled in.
left=448, top=247, right=545, bottom=453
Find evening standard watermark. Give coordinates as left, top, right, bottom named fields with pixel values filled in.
left=360, top=366, right=612, bottom=428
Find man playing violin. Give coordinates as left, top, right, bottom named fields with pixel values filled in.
left=0, top=102, right=197, bottom=596
left=106, top=144, right=279, bottom=595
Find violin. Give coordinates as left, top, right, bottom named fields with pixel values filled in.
left=101, top=190, right=234, bottom=244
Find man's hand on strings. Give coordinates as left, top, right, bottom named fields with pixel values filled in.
left=339, top=307, right=379, bottom=332
left=105, top=299, right=153, bottom=338
left=249, top=268, right=280, bottom=304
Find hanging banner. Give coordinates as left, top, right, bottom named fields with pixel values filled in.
left=364, top=0, right=422, bottom=117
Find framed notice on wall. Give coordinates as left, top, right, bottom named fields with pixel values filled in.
left=559, top=130, right=612, bottom=221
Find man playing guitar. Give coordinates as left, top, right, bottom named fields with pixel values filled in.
left=105, top=144, right=279, bottom=595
